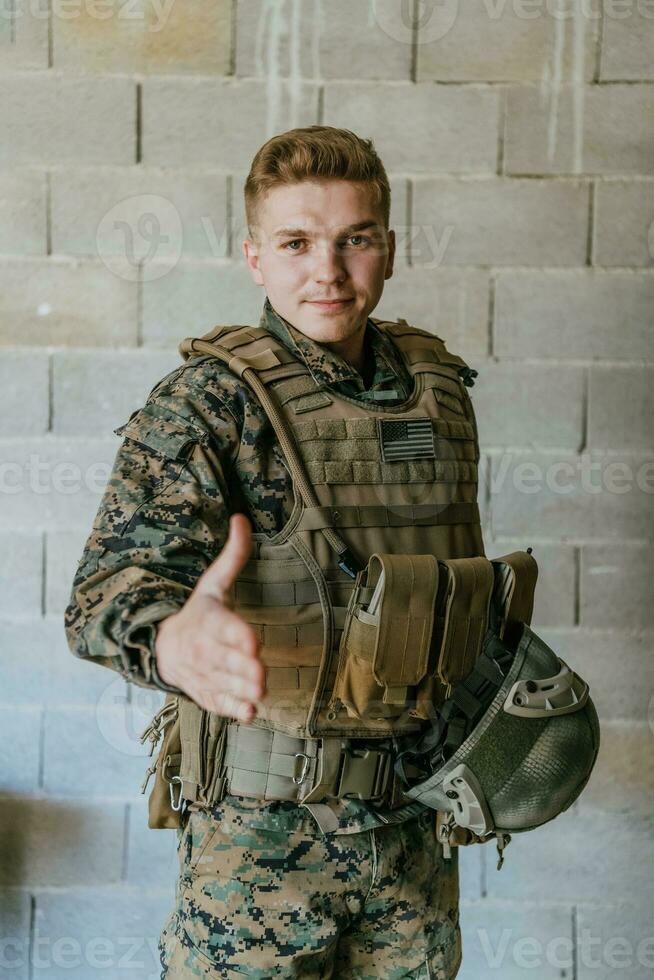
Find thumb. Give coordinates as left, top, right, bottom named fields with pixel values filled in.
left=193, top=513, right=253, bottom=604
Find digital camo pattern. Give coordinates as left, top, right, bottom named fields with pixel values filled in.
left=159, top=802, right=461, bottom=979
left=64, top=295, right=425, bottom=835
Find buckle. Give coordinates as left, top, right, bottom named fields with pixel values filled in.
left=336, top=743, right=393, bottom=801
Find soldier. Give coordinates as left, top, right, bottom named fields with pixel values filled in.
left=65, top=125, right=479, bottom=978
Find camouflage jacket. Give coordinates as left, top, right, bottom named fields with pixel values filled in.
left=65, top=295, right=424, bottom=835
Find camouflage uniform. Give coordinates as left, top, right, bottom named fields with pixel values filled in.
left=65, top=296, right=462, bottom=978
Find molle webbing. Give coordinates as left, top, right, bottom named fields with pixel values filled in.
left=296, top=501, right=479, bottom=531
left=180, top=328, right=362, bottom=576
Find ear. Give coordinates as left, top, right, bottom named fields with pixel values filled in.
left=243, top=237, right=264, bottom=286
left=384, top=228, right=396, bottom=281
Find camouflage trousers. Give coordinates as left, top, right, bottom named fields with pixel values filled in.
left=158, top=798, right=461, bottom=979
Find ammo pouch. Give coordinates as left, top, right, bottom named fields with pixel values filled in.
left=333, top=550, right=536, bottom=723
left=140, top=695, right=228, bottom=829
left=333, top=553, right=439, bottom=720
left=139, top=694, right=183, bottom=830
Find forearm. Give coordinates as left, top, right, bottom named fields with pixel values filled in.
left=64, top=385, right=238, bottom=689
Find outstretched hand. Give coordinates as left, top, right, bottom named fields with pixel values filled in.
left=155, top=513, right=265, bottom=720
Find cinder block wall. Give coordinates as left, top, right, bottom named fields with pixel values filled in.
left=1, top=2, right=652, bottom=977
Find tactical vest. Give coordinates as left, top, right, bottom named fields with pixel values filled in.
left=141, top=317, right=496, bottom=823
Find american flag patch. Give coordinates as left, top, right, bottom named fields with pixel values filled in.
left=378, top=417, right=435, bottom=462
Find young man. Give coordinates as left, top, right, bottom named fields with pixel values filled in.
left=66, top=126, right=485, bottom=978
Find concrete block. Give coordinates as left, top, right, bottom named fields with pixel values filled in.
left=373, top=266, right=489, bottom=360
left=458, top=846, right=483, bottom=903
left=494, top=271, right=654, bottom=360
left=0, top=351, right=49, bottom=436
left=581, top=545, right=654, bottom=629
left=578, top=721, right=654, bottom=819
left=483, top=808, right=654, bottom=905
left=416, top=0, right=598, bottom=82
left=0, top=0, right=48, bottom=70
left=378, top=274, right=487, bottom=354
left=0, top=531, right=42, bottom=616
left=52, top=0, right=232, bottom=75
left=487, top=542, right=576, bottom=628
left=588, top=366, right=654, bottom=450
left=324, top=83, right=499, bottom=174
left=576, top=903, right=654, bottom=979
left=412, top=179, right=588, bottom=266
left=0, top=437, right=119, bottom=531
left=0, top=706, right=41, bottom=794
left=51, top=168, right=229, bottom=260
left=236, top=0, right=412, bottom=80
left=473, top=363, right=584, bottom=450
left=490, top=451, right=654, bottom=541
left=459, top=902, right=573, bottom=979
left=593, top=179, right=654, bottom=267
left=0, top=888, right=31, bottom=980
left=0, top=258, right=138, bottom=347
left=46, top=527, right=95, bottom=618
left=0, top=171, right=46, bottom=255
left=124, top=799, right=179, bottom=890
left=0, top=797, right=125, bottom=887
left=142, top=78, right=319, bottom=168
left=519, top=627, right=654, bottom=724
left=0, top=617, right=118, bottom=707
left=141, top=259, right=264, bottom=347
left=32, top=889, right=173, bottom=979
left=0, top=74, right=135, bottom=166
left=505, top=84, right=654, bottom=175
left=600, top=6, right=654, bottom=81
left=42, top=706, right=156, bottom=798
left=52, top=349, right=180, bottom=436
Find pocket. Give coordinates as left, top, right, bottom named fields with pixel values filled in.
left=332, top=553, right=439, bottom=721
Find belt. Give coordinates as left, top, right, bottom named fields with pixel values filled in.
left=220, top=723, right=396, bottom=808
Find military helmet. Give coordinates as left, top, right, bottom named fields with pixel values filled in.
left=393, top=622, right=600, bottom=841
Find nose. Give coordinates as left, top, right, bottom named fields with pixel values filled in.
left=312, top=242, right=347, bottom=285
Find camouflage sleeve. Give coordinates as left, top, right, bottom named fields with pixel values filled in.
left=64, top=366, right=242, bottom=691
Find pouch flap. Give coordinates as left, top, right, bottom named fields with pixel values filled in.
left=114, top=403, right=206, bottom=459
left=368, top=552, right=439, bottom=702
left=437, top=557, right=494, bottom=686
left=490, top=550, right=539, bottom=636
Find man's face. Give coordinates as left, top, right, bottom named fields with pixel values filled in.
left=242, top=179, right=395, bottom=345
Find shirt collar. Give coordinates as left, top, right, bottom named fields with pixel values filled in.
left=258, top=295, right=397, bottom=389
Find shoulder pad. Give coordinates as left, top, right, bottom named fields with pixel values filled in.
left=372, top=316, right=478, bottom=386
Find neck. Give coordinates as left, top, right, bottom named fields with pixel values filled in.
left=322, top=323, right=367, bottom=374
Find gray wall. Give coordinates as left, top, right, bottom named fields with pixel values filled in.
left=1, top=2, right=653, bottom=977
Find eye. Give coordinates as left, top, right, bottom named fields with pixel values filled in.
left=282, top=239, right=305, bottom=251
left=349, top=235, right=370, bottom=246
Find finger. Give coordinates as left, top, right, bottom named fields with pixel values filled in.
left=193, top=513, right=253, bottom=603
left=215, top=608, right=260, bottom=658
left=200, top=667, right=264, bottom=704
left=202, top=690, right=255, bottom=722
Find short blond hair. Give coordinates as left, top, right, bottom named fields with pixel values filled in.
left=244, top=125, right=391, bottom=239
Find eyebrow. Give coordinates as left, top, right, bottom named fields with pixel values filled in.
left=272, top=220, right=382, bottom=240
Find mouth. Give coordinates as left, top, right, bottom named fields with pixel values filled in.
left=306, top=298, right=354, bottom=311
